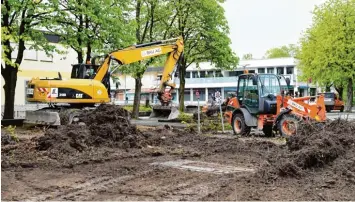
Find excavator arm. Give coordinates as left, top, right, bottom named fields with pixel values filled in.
left=93, top=37, right=184, bottom=105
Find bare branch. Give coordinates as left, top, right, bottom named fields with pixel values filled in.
left=163, top=12, right=177, bottom=39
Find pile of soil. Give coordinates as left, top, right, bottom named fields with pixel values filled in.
left=258, top=119, right=355, bottom=180
left=37, top=105, right=149, bottom=155
left=1, top=130, right=18, bottom=146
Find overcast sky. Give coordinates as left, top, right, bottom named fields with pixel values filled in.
left=222, top=0, right=326, bottom=59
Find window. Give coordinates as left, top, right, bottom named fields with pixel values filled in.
left=215, top=70, right=223, bottom=77
left=140, top=93, right=149, bottom=101
left=224, top=87, right=236, bottom=99
left=208, top=88, right=222, bottom=102
left=192, top=71, right=199, bottom=78
left=193, top=88, right=206, bottom=101
left=126, top=93, right=134, bottom=101
left=185, top=72, right=191, bottom=79
left=199, top=71, right=206, bottom=78
left=184, top=88, right=191, bottom=101
left=258, top=68, right=265, bottom=73
left=229, top=71, right=244, bottom=76
left=249, top=70, right=255, bottom=73
left=267, top=68, right=274, bottom=74
left=286, top=66, right=294, bottom=75
left=206, top=71, right=214, bottom=77
left=277, top=67, right=284, bottom=75
left=259, top=74, right=281, bottom=97
left=171, top=93, right=177, bottom=101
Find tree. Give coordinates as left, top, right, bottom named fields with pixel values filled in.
left=242, top=53, right=253, bottom=60
left=264, top=44, right=297, bottom=58
left=46, top=0, right=133, bottom=64
left=121, top=0, right=170, bottom=118
left=296, top=0, right=355, bottom=111
left=164, top=0, right=238, bottom=111
left=1, top=0, right=58, bottom=119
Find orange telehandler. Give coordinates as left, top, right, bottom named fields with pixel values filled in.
left=224, top=71, right=326, bottom=138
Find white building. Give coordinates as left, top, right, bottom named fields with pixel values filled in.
left=116, top=57, right=317, bottom=105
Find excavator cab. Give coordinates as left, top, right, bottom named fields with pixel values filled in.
left=70, top=64, right=100, bottom=79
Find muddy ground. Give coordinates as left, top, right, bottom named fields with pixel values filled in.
left=2, top=105, right=355, bottom=201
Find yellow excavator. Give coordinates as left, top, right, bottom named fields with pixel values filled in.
left=24, top=37, right=184, bottom=125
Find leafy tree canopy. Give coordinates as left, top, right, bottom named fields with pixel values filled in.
left=264, top=44, right=297, bottom=59
left=296, top=0, right=355, bottom=111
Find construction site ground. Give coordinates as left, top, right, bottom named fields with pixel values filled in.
left=2, top=105, right=355, bottom=201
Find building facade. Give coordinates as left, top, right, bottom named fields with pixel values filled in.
left=115, top=57, right=318, bottom=105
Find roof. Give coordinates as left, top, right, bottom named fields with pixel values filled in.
left=186, top=57, right=297, bottom=71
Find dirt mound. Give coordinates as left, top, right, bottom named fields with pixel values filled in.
left=260, top=119, right=355, bottom=180
left=37, top=104, right=148, bottom=155
left=1, top=130, right=18, bottom=146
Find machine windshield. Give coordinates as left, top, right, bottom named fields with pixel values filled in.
left=258, top=74, right=281, bottom=97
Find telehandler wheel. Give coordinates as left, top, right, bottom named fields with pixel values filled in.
left=232, top=113, right=251, bottom=136
left=262, top=125, right=274, bottom=137
left=278, top=114, right=300, bottom=138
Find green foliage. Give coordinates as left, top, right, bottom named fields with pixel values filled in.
left=201, top=118, right=231, bottom=132
left=123, top=105, right=152, bottom=112
left=296, top=0, right=355, bottom=110
left=178, top=112, right=193, bottom=123
left=5, top=125, right=19, bottom=143
left=166, top=0, right=238, bottom=69
left=1, top=0, right=63, bottom=119
left=264, top=44, right=298, bottom=59
left=46, top=0, right=135, bottom=63
left=242, top=53, right=253, bottom=60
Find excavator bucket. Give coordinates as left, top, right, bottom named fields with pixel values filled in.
left=150, top=105, right=180, bottom=120
left=24, top=110, right=61, bottom=126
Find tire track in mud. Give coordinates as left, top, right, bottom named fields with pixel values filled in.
left=27, top=170, right=154, bottom=201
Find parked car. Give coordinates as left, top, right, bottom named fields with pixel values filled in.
left=318, top=92, right=344, bottom=112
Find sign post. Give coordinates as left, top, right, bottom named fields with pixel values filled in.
left=215, top=91, right=225, bottom=133
left=196, top=90, right=201, bottom=134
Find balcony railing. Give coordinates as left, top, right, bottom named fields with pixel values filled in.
left=153, top=74, right=295, bottom=87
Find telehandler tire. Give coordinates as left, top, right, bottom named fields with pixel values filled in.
left=232, top=113, right=251, bottom=136
left=278, top=114, right=300, bottom=138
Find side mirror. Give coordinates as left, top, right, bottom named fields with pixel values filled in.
left=285, top=77, right=291, bottom=87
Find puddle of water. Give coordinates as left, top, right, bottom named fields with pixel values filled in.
left=151, top=160, right=255, bottom=174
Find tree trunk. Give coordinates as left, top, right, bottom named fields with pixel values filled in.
left=85, top=43, right=91, bottom=63
left=334, top=85, right=344, bottom=100
left=77, top=51, right=84, bottom=64
left=178, top=63, right=186, bottom=112
left=325, top=85, right=331, bottom=92
left=132, top=77, right=142, bottom=119
left=2, top=65, right=18, bottom=119
left=345, top=78, right=353, bottom=112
